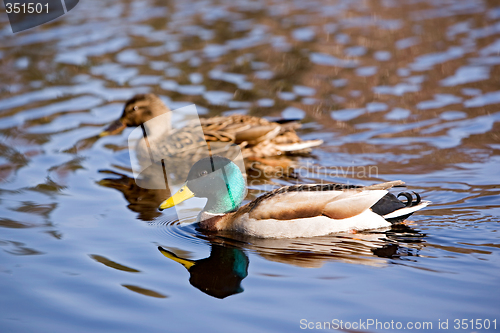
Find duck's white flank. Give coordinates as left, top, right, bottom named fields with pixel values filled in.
left=383, top=200, right=431, bottom=219
left=232, top=209, right=390, bottom=238
left=275, top=139, right=324, bottom=152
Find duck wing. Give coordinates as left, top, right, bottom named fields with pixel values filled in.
left=201, top=115, right=280, bottom=144
left=201, top=115, right=323, bottom=154
left=239, top=182, right=404, bottom=221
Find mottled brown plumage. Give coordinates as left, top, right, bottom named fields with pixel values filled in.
left=101, top=94, right=323, bottom=159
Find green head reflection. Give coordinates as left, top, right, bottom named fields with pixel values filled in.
left=158, top=244, right=248, bottom=299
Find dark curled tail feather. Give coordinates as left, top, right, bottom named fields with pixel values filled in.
left=397, top=191, right=421, bottom=207
left=371, top=193, right=406, bottom=216
left=371, top=191, right=423, bottom=223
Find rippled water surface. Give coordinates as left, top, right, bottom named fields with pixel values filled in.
left=1, top=0, right=500, bottom=332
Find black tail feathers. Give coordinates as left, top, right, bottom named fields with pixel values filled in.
left=396, top=191, right=421, bottom=207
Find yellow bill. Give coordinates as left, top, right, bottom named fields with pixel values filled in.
left=99, top=119, right=126, bottom=137
left=159, top=184, right=195, bottom=210
left=158, top=246, right=195, bottom=270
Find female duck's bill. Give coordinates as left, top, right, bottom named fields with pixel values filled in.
left=158, top=156, right=430, bottom=238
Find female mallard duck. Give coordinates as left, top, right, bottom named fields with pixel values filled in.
left=101, top=93, right=323, bottom=159
left=159, top=156, right=430, bottom=238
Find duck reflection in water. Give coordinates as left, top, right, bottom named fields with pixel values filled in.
left=157, top=224, right=425, bottom=299
left=98, top=169, right=171, bottom=221
left=158, top=243, right=249, bottom=299
left=223, top=224, right=426, bottom=268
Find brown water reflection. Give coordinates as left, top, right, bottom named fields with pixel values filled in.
left=1, top=0, right=499, bottom=331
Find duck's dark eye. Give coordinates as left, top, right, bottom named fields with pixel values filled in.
left=199, top=170, right=208, bottom=177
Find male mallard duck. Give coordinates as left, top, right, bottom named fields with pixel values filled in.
left=159, top=156, right=430, bottom=238
left=101, top=93, right=323, bottom=159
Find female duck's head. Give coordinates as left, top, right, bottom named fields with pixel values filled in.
left=159, top=156, right=247, bottom=214
left=101, top=94, right=169, bottom=136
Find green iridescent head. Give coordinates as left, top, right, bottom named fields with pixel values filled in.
left=159, top=156, right=247, bottom=214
